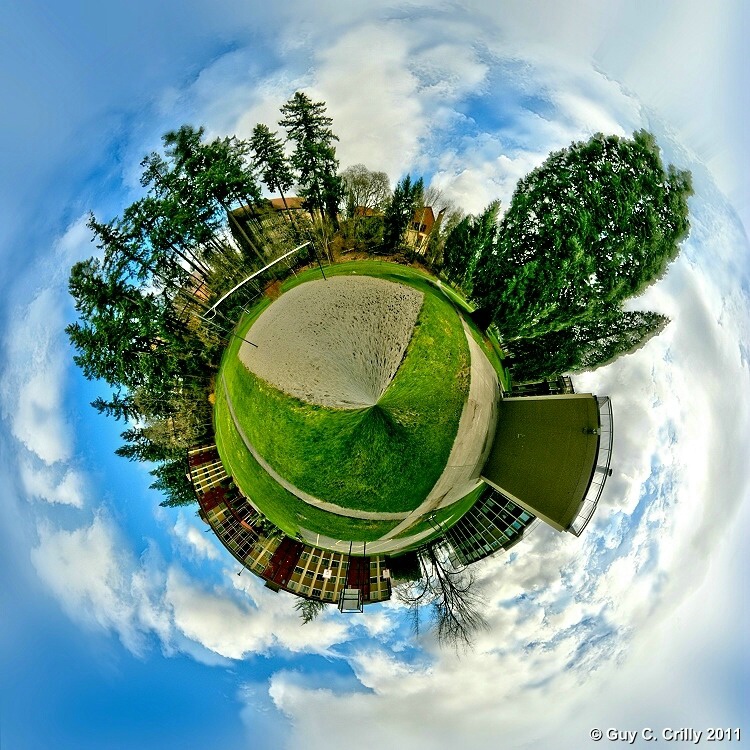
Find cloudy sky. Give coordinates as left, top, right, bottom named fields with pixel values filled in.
left=1, top=2, right=748, bottom=748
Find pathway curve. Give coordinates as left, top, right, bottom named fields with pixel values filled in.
left=295, top=523, right=439, bottom=555
left=221, top=373, right=409, bottom=522
left=379, top=318, right=500, bottom=539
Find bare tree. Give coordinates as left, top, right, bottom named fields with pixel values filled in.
left=340, top=164, right=391, bottom=216
left=396, top=542, right=488, bottom=650
left=419, top=185, right=464, bottom=267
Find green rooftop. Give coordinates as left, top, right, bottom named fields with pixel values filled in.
left=481, top=395, right=601, bottom=531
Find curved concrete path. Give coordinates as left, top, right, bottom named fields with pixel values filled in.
left=221, top=373, right=409, bottom=522
left=296, top=523, right=439, bottom=555
left=380, top=319, right=500, bottom=539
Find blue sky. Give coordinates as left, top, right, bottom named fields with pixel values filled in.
left=1, top=2, right=748, bottom=748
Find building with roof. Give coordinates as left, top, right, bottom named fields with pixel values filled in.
left=481, top=394, right=613, bottom=535
left=405, top=206, right=437, bottom=250
left=188, top=446, right=393, bottom=612
left=442, top=383, right=613, bottom=567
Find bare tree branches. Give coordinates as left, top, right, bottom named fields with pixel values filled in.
left=396, top=542, right=488, bottom=650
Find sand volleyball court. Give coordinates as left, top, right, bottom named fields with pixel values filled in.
left=239, top=276, right=424, bottom=408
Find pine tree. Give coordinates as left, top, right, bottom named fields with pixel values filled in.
left=472, top=130, right=692, bottom=339
left=442, top=200, right=500, bottom=290
left=507, top=309, right=669, bottom=380
left=383, top=174, right=423, bottom=251
left=279, top=92, right=342, bottom=225
left=250, top=123, right=296, bottom=211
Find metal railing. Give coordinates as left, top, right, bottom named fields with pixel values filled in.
left=569, top=395, right=614, bottom=536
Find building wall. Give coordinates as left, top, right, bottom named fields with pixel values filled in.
left=481, top=395, right=601, bottom=532
left=447, top=486, right=536, bottom=566
left=188, top=444, right=391, bottom=606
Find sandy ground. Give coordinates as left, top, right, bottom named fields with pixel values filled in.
left=229, top=275, right=500, bottom=551
left=239, top=276, right=423, bottom=408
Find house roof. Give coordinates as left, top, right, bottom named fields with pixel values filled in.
left=411, top=206, right=436, bottom=228
left=354, top=206, right=382, bottom=217
left=268, top=196, right=306, bottom=211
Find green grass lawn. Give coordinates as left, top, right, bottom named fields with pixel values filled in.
left=214, top=380, right=401, bottom=541
left=393, top=483, right=486, bottom=541
left=218, top=265, right=470, bottom=514
left=279, top=259, right=441, bottom=295
left=436, top=280, right=475, bottom=312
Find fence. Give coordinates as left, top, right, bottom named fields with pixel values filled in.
left=569, top=395, right=614, bottom=536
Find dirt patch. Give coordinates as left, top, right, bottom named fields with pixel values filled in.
left=239, top=276, right=424, bottom=408
left=264, top=279, right=282, bottom=299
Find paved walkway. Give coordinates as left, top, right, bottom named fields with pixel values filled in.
left=223, top=297, right=500, bottom=551
left=380, top=319, right=499, bottom=539
left=221, top=373, right=409, bottom=522
left=295, top=523, right=439, bottom=555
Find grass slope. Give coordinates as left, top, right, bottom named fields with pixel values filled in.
left=220, top=271, right=470, bottom=513
left=214, top=380, right=400, bottom=541
left=392, top=483, right=487, bottom=541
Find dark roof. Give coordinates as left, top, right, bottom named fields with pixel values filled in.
left=411, top=206, right=435, bottom=229
left=268, top=196, right=305, bottom=211
left=481, top=394, right=601, bottom=531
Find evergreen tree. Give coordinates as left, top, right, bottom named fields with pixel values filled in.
left=249, top=123, right=296, bottom=211
left=294, top=598, right=327, bottom=624
left=442, top=200, right=500, bottom=290
left=507, top=309, right=669, bottom=380
left=472, top=130, right=692, bottom=339
left=152, top=457, right=197, bottom=507
left=383, top=174, right=424, bottom=251
left=279, top=92, right=342, bottom=225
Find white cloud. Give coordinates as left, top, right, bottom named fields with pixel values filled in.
left=313, top=23, right=426, bottom=178
left=1, top=215, right=92, bottom=466
left=31, top=508, right=365, bottom=663
left=166, top=566, right=353, bottom=659
left=19, top=459, right=86, bottom=507
left=31, top=512, right=170, bottom=655
left=4, top=285, right=73, bottom=464
left=172, top=513, right=221, bottom=561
